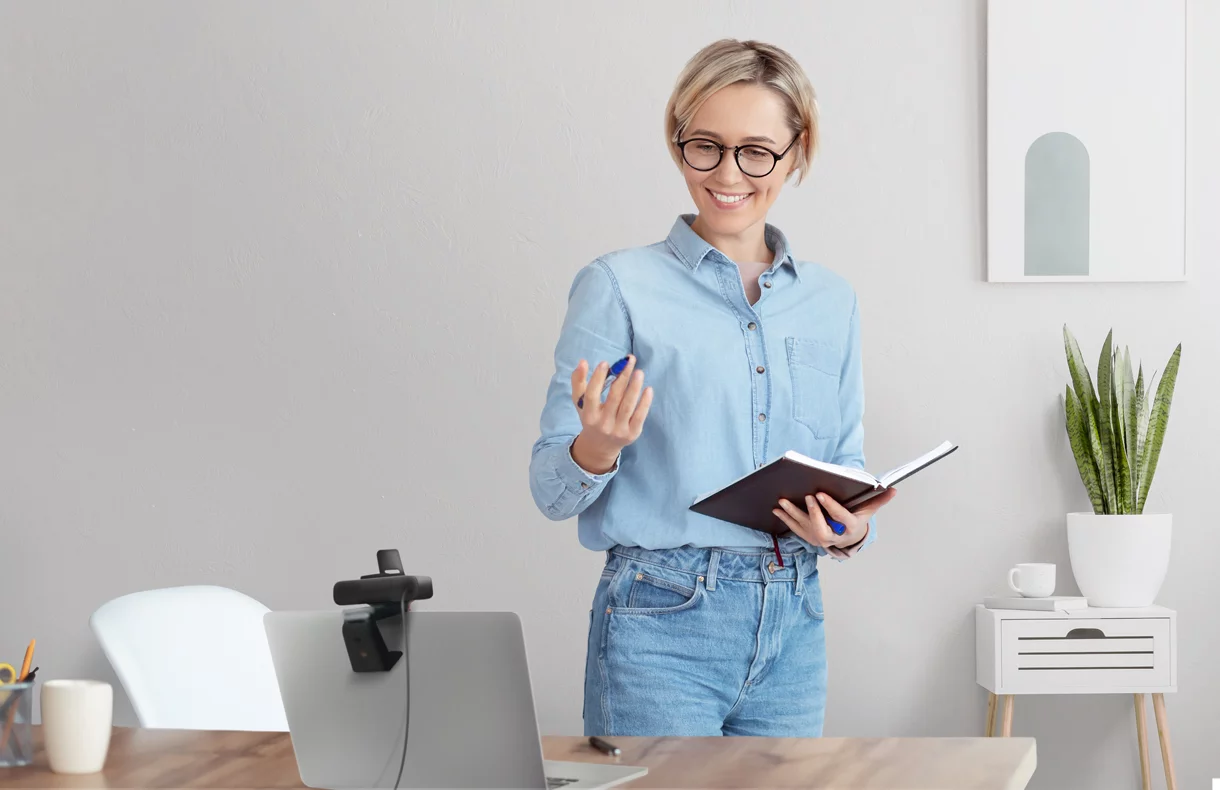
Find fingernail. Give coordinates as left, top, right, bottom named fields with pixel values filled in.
left=816, top=493, right=826, bottom=502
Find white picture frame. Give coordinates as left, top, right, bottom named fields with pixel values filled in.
left=985, top=0, right=1187, bottom=283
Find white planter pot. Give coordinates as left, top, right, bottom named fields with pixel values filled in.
left=1066, top=512, right=1172, bottom=607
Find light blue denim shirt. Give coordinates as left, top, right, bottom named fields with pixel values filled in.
left=529, top=215, right=875, bottom=557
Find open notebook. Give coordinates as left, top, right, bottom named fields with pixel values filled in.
left=690, top=440, right=958, bottom=536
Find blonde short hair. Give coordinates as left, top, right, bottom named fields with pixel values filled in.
left=664, top=39, right=819, bottom=184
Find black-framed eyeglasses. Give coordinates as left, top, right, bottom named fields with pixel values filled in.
left=676, top=133, right=800, bottom=178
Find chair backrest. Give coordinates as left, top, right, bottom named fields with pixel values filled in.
left=90, top=585, right=288, bottom=731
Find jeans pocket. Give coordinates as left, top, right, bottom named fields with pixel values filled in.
left=786, top=337, right=842, bottom=440
left=611, top=563, right=704, bottom=616
left=802, top=569, right=825, bottom=620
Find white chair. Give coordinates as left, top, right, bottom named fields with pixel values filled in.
left=90, top=584, right=289, bottom=731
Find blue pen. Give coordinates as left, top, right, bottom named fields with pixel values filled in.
left=578, top=356, right=631, bottom=409
left=815, top=496, right=846, bottom=535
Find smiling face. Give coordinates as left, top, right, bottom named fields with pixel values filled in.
left=679, top=82, right=801, bottom=241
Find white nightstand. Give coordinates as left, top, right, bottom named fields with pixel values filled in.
left=975, top=604, right=1178, bottom=790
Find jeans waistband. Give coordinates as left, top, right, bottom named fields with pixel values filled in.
left=607, top=544, right=818, bottom=586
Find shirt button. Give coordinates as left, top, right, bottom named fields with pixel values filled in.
left=756, top=365, right=765, bottom=374
left=758, top=413, right=766, bottom=422
left=747, top=322, right=757, bottom=330
left=763, top=281, right=772, bottom=289
left=580, top=482, right=589, bottom=490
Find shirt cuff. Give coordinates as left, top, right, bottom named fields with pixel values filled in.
left=824, top=521, right=871, bottom=561
left=558, top=439, right=620, bottom=495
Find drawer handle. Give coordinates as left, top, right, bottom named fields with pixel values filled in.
left=1066, top=627, right=1106, bottom=639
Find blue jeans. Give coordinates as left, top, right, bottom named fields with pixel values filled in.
left=582, top=543, right=827, bottom=737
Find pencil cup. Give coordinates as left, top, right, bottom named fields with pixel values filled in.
left=0, top=682, right=34, bottom=767
left=41, top=680, right=112, bottom=774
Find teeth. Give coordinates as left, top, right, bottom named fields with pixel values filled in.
left=712, top=192, right=750, bottom=204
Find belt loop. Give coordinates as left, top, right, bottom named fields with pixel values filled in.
left=794, top=551, right=805, bottom=596
left=706, top=550, right=720, bottom=591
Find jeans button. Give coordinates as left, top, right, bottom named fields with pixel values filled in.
left=768, top=561, right=777, bottom=574
left=756, top=365, right=765, bottom=374
left=747, top=322, right=757, bottom=330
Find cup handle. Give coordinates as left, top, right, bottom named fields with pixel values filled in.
left=1007, top=568, right=1022, bottom=595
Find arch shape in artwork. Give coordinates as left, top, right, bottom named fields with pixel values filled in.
left=1024, top=131, right=1090, bottom=276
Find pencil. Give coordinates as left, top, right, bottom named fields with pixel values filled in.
left=18, top=640, right=34, bottom=682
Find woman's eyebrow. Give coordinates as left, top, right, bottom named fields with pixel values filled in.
left=688, top=128, right=777, bottom=145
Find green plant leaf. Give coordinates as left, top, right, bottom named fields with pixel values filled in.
left=1114, top=384, right=1131, bottom=514
left=1138, top=344, right=1181, bottom=513
left=1063, top=325, right=1100, bottom=429
left=1114, top=347, right=1129, bottom=460
left=1065, top=385, right=1105, bottom=513
left=1095, top=330, right=1117, bottom=511
left=1122, top=347, right=1139, bottom=502
left=1134, top=364, right=1148, bottom=508
left=1084, top=391, right=1112, bottom=513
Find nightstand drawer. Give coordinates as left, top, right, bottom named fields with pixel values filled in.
left=1001, top=617, right=1171, bottom=692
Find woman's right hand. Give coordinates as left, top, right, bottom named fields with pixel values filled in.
left=569, top=355, right=653, bottom=475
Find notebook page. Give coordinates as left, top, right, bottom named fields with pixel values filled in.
left=783, top=451, right=878, bottom=486
left=876, top=440, right=957, bottom=487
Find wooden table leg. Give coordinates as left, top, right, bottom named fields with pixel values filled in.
left=1000, top=695, right=1014, bottom=736
left=985, top=692, right=997, bottom=737
left=1134, top=694, right=1151, bottom=790
left=1153, top=693, right=1176, bottom=790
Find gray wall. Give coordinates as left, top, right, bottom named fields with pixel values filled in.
left=1, top=2, right=1216, bottom=788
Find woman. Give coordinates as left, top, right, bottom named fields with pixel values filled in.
left=528, top=39, right=897, bottom=738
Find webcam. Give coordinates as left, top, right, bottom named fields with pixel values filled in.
left=333, top=549, right=433, bottom=672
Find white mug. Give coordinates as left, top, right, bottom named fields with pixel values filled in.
left=1008, top=563, right=1056, bottom=598
left=40, top=680, right=113, bottom=774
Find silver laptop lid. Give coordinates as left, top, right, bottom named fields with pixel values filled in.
left=263, top=610, right=548, bottom=789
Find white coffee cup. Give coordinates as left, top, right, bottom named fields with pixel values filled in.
left=40, top=680, right=113, bottom=774
left=1008, top=563, right=1056, bottom=598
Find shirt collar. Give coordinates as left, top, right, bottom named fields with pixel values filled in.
left=665, top=214, right=801, bottom=282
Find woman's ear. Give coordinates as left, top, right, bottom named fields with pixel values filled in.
left=789, top=128, right=813, bottom=184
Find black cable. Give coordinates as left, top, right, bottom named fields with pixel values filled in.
left=392, top=588, right=410, bottom=790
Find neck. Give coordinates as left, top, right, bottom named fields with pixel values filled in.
left=690, top=215, right=773, bottom=264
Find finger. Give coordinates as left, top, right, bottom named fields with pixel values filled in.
left=571, top=360, right=590, bottom=407
left=616, top=368, right=645, bottom=425
left=583, top=359, right=611, bottom=414
left=803, top=495, right=838, bottom=544
left=815, top=492, right=854, bottom=524
left=601, top=355, right=635, bottom=415
left=777, top=498, right=813, bottom=531
left=771, top=505, right=810, bottom=541
left=853, top=487, right=898, bottom=517
left=627, top=386, right=654, bottom=436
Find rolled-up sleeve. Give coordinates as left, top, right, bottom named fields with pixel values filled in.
left=529, top=260, right=633, bottom=521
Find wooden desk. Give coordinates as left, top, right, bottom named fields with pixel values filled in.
left=0, top=727, right=1037, bottom=789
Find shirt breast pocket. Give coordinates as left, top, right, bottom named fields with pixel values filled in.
left=785, top=337, right=842, bottom=440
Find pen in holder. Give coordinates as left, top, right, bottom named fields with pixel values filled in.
left=0, top=682, right=34, bottom=768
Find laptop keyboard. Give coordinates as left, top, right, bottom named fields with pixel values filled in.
left=546, top=777, right=578, bottom=789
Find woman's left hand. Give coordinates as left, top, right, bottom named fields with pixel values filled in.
left=773, top=488, right=898, bottom=549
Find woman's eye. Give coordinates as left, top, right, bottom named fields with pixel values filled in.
left=741, top=147, right=772, bottom=162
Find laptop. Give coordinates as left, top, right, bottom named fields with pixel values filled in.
left=263, top=609, right=647, bottom=789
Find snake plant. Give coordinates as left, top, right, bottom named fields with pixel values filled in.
left=1062, top=326, right=1181, bottom=515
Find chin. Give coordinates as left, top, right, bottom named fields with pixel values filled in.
left=697, top=204, right=764, bottom=235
